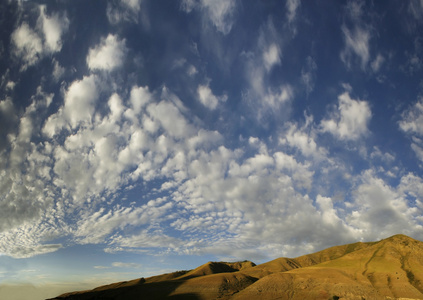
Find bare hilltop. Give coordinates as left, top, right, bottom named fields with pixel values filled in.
left=48, top=234, right=423, bottom=300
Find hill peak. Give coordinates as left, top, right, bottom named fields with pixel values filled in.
left=382, top=233, right=417, bottom=242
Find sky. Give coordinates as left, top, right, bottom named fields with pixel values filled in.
left=1, top=0, right=423, bottom=298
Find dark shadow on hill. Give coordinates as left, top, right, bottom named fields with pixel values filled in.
left=46, top=278, right=201, bottom=300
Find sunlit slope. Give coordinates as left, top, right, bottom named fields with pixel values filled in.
left=240, top=239, right=375, bottom=278
left=235, top=234, right=423, bottom=299
left=49, top=234, right=423, bottom=300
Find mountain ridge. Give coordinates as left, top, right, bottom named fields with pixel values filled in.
left=48, top=234, right=423, bottom=300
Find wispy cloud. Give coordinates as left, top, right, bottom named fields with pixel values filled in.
left=112, top=262, right=141, bottom=269
left=399, top=97, right=423, bottom=162
left=181, top=0, right=237, bottom=34
left=340, top=25, right=371, bottom=70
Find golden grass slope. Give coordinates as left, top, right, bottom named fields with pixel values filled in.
left=49, top=234, right=423, bottom=300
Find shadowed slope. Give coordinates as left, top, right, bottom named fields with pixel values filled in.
left=177, top=260, right=256, bottom=279
left=49, top=234, right=423, bottom=300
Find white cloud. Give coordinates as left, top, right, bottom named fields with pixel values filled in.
left=399, top=97, right=423, bottom=135
left=63, top=76, right=98, bottom=128
left=2, top=81, right=423, bottom=262
left=87, top=34, right=127, bottom=71
left=197, top=83, right=227, bottom=110
left=2, top=243, right=62, bottom=259
left=320, top=91, right=371, bottom=141
left=129, top=85, right=152, bottom=114
left=11, top=7, right=68, bottom=70
left=11, top=23, right=43, bottom=69
left=147, top=100, right=195, bottom=139
left=281, top=117, right=328, bottom=161
left=38, top=5, right=69, bottom=53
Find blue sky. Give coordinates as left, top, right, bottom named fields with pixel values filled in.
left=2, top=0, right=423, bottom=298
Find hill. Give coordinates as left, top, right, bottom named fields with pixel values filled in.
left=48, top=234, right=423, bottom=300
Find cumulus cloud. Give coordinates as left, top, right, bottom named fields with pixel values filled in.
left=320, top=91, right=371, bottom=141
left=181, top=0, right=237, bottom=34
left=86, top=34, right=127, bottom=71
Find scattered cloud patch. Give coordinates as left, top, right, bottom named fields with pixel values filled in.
left=10, top=6, right=68, bottom=70
left=263, top=43, right=281, bottom=72
left=197, top=83, right=227, bottom=110
left=399, top=97, right=423, bottom=162
left=320, top=91, right=371, bottom=141
left=86, top=34, right=127, bottom=71
left=38, top=5, right=69, bottom=53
